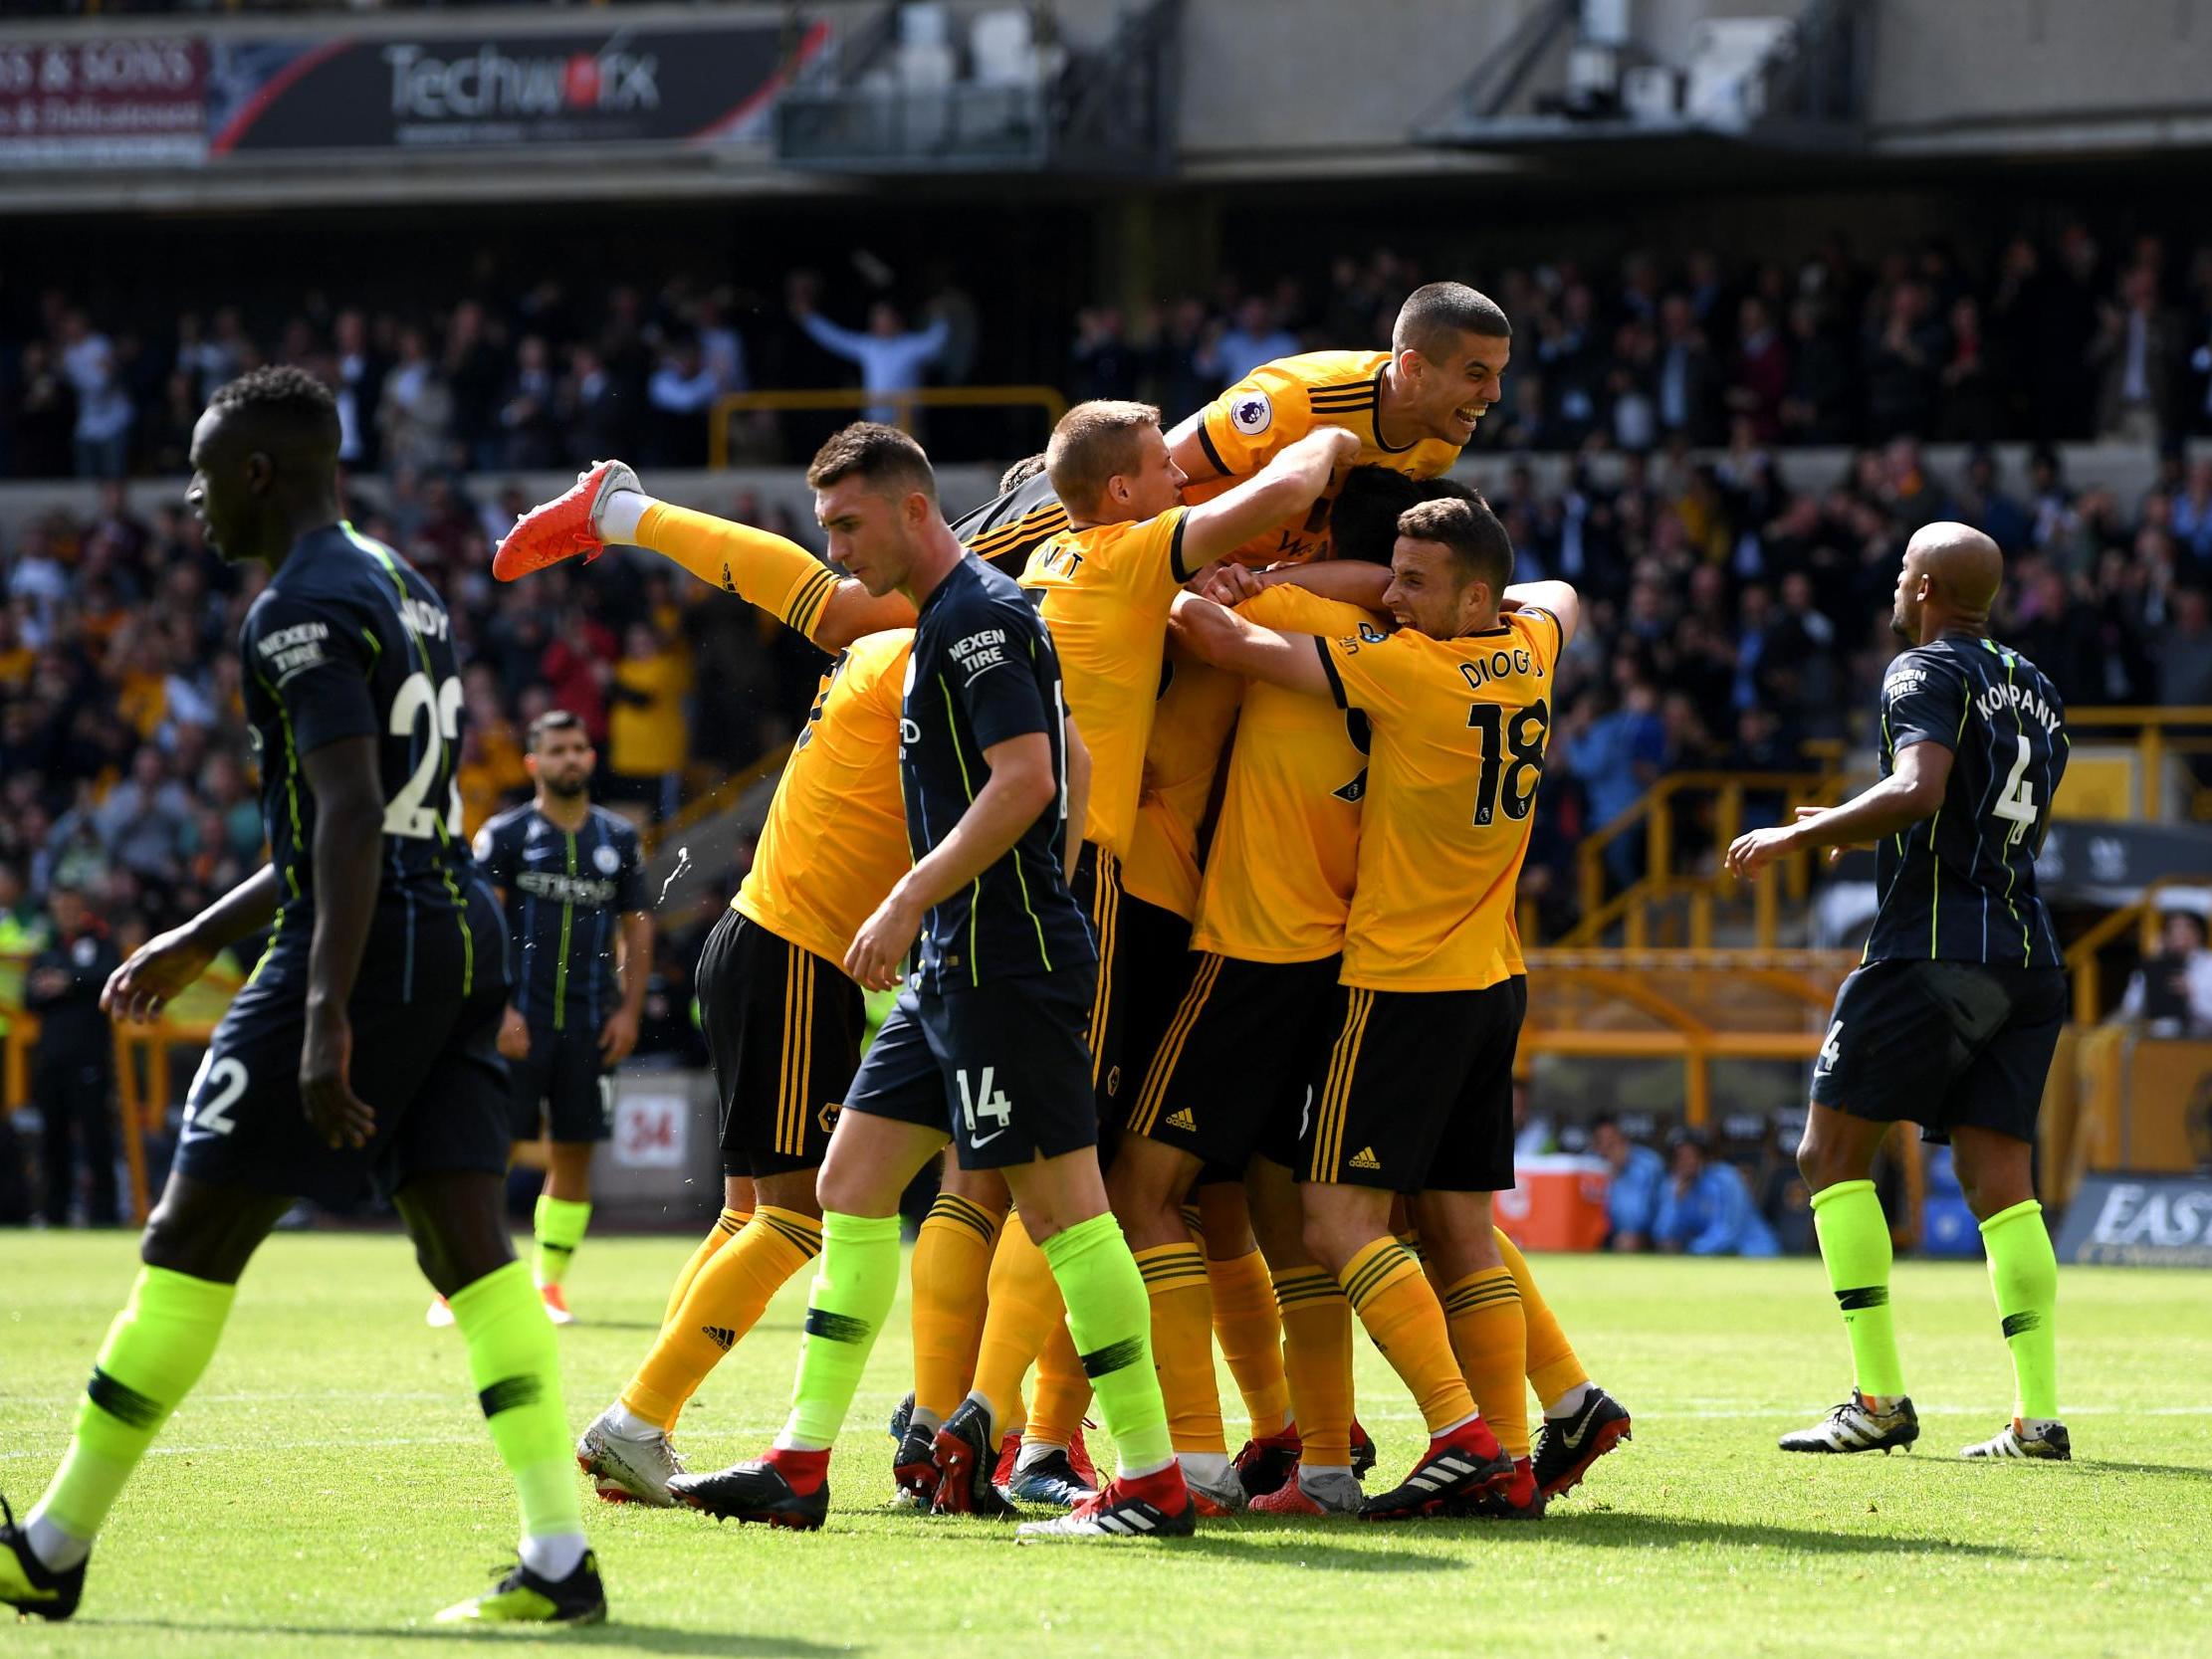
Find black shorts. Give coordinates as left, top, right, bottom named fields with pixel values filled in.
left=843, top=967, right=1099, bottom=1171
left=697, top=909, right=867, bottom=1178
left=1126, top=952, right=1342, bottom=1172
left=174, top=897, right=512, bottom=1208
left=1299, top=977, right=1527, bottom=1193
left=1114, top=892, right=1195, bottom=1112
left=508, top=1021, right=614, bottom=1143
left=1811, top=959, right=2067, bottom=1145
left=1071, top=842, right=1128, bottom=1112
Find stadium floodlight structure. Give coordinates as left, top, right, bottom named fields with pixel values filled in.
left=773, top=0, right=1181, bottom=174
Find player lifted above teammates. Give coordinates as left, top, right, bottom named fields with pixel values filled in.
left=1176, top=493, right=1581, bottom=1520
left=492, top=458, right=912, bottom=1508
left=1727, top=522, right=2073, bottom=1463
left=1168, top=281, right=1512, bottom=564
left=653, top=425, right=1193, bottom=1542
left=0, top=368, right=601, bottom=1626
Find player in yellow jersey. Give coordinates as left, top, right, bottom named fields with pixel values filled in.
left=1167, top=282, right=1512, bottom=565
left=919, top=402, right=1359, bottom=1512
left=493, top=460, right=915, bottom=1508
left=1176, top=492, right=1583, bottom=1521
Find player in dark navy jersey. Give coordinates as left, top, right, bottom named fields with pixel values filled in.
left=439, top=711, right=648, bottom=1329
left=667, top=423, right=1195, bottom=1543
left=0, top=368, right=601, bottom=1627
left=1727, top=521, right=2075, bottom=1467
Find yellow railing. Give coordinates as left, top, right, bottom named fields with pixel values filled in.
left=1567, top=769, right=1844, bottom=948
left=2064, top=706, right=2212, bottom=821
left=709, top=385, right=1070, bottom=470
left=2062, top=873, right=2212, bottom=1025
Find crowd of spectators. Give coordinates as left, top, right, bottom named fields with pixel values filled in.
left=8, top=225, right=2212, bottom=483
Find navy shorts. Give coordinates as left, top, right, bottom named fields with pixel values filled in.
left=1811, top=959, right=2067, bottom=1144
left=508, top=1021, right=613, bottom=1144
left=175, top=895, right=512, bottom=1208
left=843, top=967, right=1100, bottom=1170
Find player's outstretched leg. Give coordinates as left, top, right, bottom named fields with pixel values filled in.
left=401, top=1174, right=603, bottom=1626
left=2, top=1175, right=286, bottom=1622
left=1199, top=1183, right=1295, bottom=1459
left=664, top=1191, right=755, bottom=1328
left=937, top=1213, right=1064, bottom=1514
left=491, top=460, right=639, bottom=579
left=1246, top=1158, right=1362, bottom=1515
left=582, top=1195, right=823, bottom=1506
left=669, top=1112, right=949, bottom=1531
left=1491, top=1228, right=1633, bottom=1498
left=1416, top=1194, right=1543, bottom=1521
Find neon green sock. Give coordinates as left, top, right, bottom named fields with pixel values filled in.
left=533, top=1195, right=592, bottom=1289
left=1039, top=1212, right=1174, bottom=1478
left=778, top=1210, right=902, bottom=1450
left=448, top=1260, right=583, bottom=1544
left=1980, top=1198, right=2059, bottom=1421
left=29, top=1267, right=236, bottom=1548
left=1810, top=1179, right=1906, bottom=1402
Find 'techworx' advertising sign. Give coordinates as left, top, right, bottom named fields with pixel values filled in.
left=207, top=21, right=826, bottom=156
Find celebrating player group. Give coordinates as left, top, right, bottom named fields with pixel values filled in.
left=2, top=277, right=2075, bottom=1628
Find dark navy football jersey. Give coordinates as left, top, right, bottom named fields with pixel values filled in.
left=952, top=469, right=1069, bottom=577
left=473, top=802, right=645, bottom=1031
left=1863, top=634, right=2069, bottom=968
left=238, top=523, right=498, bottom=999
left=902, top=555, right=1093, bottom=991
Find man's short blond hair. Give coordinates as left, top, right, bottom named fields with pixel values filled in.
left=1045, top=400, right=1161, bottom=517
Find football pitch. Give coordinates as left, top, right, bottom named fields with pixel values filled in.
left=4, top=1233, right=2208, bottom=1659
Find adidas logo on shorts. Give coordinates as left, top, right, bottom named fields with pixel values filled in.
left=1165, top=1108, right=1197, bottom=1132
left=702, top=1326, right=737, bottom=1352
left=1350, top=1147, right=1382, bottom=1171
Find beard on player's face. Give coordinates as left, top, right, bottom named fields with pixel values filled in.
left=544, top=769, right=589, bottom=798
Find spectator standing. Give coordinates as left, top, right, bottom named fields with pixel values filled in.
left=24, top=886, right=121, bottom=1227
left=93, top=745, right=193, bottom=882
left=59, top=311, right=132, bottom=480
left=606, top=621, right=692, bottom=824
left=789, top=280, right=949, bottom=425
left=1208, top=295, right=1299, bottom=388
left=2092, top=265, right=2181, bottom=444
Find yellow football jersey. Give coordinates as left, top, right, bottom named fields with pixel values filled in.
left=1018, top=507, right=1196, bottom=856
left=1193, top=587, right=1383, bottom=963
left=1318, top=608, right=1563, bottom=990
left=1184, top=350, right=1466, bottom=565
left=1120, top=648, right=1243, bottom=922
left=733, top=629, right=912, bottom=969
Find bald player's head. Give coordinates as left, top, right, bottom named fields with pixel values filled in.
left=1891, top=520, right=2004, bottom=644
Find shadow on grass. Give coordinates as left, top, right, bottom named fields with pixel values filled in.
left=1207, top=1510, right=2029, bottom=1559
left=85, top=1618, right=848, bottom=1655
left=2049, top=1459, right=2212, bottom=1482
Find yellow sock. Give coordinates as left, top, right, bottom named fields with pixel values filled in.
left=1442, top=1267, right=1530, bottom=1459
left=1208, top=1248, right=1290, bottom=1439
left=662, top=1208, right=750, bottom=1329
left=910, top=1193, right=1002, bottom=1419
left=1340, top=1238, right=1474, bottom=1436
left=635, top=502, right=841, bottom=641
left=1273, top=1266, right=1354, bottom=1466
left=1135, top=1242, right=1225, bottom=1456
left=623, top=1207, right=820, bottom=1430
left=1024, top=1320, right=1092, bottom=1451
left=1494, top=1228, right=1587, bottom=1410
left=970, top=1213, right=1063, bottom=1428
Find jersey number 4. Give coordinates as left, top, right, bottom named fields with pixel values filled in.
left=385, top=670, right=463, bottom=840
left=1992, top=734, right=2038, bottom=847
left=1466, top=699, right=1550, bottom=826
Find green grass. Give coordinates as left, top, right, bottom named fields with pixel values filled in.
left=4, top=1233, right=2208, bottom=1658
